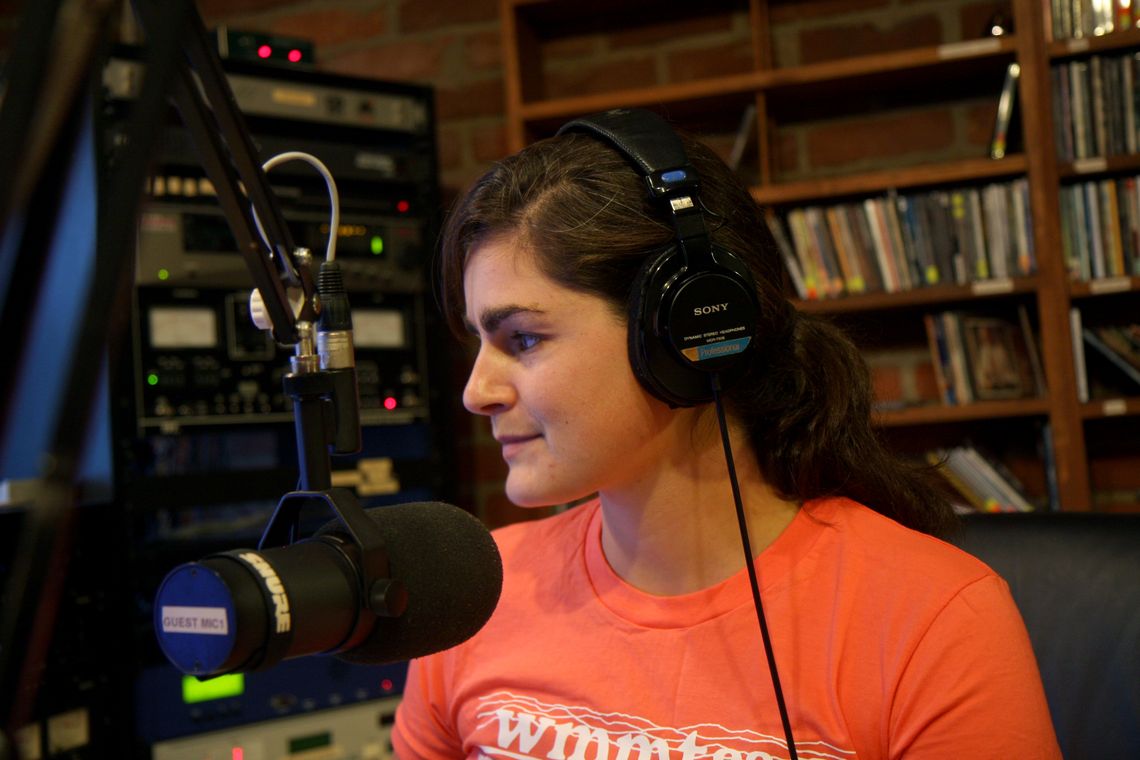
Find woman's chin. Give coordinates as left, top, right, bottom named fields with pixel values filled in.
left=505, top=478, right=589, bottom=509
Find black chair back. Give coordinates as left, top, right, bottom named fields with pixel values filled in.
left=952, top=513, right=1140, bottom=759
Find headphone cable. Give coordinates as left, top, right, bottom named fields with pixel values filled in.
left=711, top=373, right=798, bottom=760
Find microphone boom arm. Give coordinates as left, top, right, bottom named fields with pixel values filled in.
left=130, top=0, right=316, bottom=345
left=129, top=0, right=362, bottom=494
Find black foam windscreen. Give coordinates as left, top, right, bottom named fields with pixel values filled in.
left=319, top=501, right=503, bottom=665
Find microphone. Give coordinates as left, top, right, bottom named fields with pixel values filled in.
left=154, top=501, right=503, bottom=677
left=315, top=259, right=361, bottom=455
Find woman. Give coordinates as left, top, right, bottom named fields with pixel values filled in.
left=392, top=110, right=1060, bottom=759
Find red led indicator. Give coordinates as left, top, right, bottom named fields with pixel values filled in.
left=381, top=678, right=394, bottom=692
left=257, top=45, right=272, bottom=59
left=383, top=397, right=398, bottom=411
left=232, top=748, right=244, bottom=760
left=288, top=49, right=303, bottom=63
left=396, top=199, right=410, bottom=213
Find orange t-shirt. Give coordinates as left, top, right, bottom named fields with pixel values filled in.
left=392, top=497, right=1061, bottom=759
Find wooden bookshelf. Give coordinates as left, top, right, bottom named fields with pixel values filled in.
left=875, top=398, right=1051, bottom=427
left=1047, top=25, right=1140, bottom=58
left=1070, top=276, right=1140, bottom=298
left=796, top=277, right=1039, bottom=314
left=497, top=0, right=1140, bottom=511
left=1079, top=397, right=1140, bottom=419
left=751, top=156, right=1029, bottom=207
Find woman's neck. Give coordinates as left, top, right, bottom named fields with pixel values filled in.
left=597, top=415, right=799, bottom=596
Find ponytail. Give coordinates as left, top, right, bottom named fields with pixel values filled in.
left=732, top=312, right=957, bottom=537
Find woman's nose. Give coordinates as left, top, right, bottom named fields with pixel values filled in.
left=462, top=346, right=514, bottom=415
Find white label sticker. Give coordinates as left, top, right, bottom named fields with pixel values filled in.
left=937, top=38, right=1001, bottom=59
left=971, top=277, right=1015, bottom=295
left=1102, top=398, right=1127, bottom=416
left=1072, top=157, right=1109, bottom=174
left=161, top=606, right=229, bottom=635
left=1089, top=276, right=1132, bottom=294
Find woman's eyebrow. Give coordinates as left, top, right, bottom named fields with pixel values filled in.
left=464, top=305, right=545, bottom=335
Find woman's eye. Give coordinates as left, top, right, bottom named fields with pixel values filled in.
left=512, top=332, right=540, bottom=352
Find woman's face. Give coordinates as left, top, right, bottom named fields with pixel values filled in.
left=462, top=235, right=677, bottom=507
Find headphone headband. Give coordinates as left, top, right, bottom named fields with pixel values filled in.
left=557, top=109, right=712, bottom=263
left=557, top=108, right=691, bottom=186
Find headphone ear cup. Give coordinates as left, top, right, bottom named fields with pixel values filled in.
left=628, top=246, right=759, bottom=408
left=628, top=246, right=700, bottom=408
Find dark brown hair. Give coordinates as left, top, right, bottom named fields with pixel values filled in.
left=439, top=129, right=956, bottom=537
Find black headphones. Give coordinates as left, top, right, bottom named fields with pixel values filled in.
left=557, top=108, right=760, bottom=408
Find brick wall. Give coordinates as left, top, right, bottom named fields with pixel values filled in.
left=0, top=0, right=1013, bottom=526
left=184, top=0, right=505, bottom=197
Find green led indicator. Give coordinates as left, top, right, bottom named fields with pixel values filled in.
left=182, top=673, right=244, bottom=704
left=146, top=373, right=159, bottom=386
left=157, top=268, right=170, bottom=281
left=370, top=236, right=384, bottom=255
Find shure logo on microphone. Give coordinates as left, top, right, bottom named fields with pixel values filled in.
left=693, top=303, right=729, bottom=316
left=239, top=552, right=292, bottom=633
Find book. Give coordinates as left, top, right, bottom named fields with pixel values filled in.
left=764, top=210, right=808, bottom=300
left=959, top=314, right=1037, bottom=400
left=804, top=206, right=846, bottom=297
left=1102, top=179, right=1126, bottom=276
left=1071, top=307, right=1089, bottom=402
left=727, top=103, right=756, bottom=171
left=927, top=449, right=995, bottom=513
left=1090, top=55, right=1108, bottom=156
left=981, top=183, right=1010, bottom=279
left=959, top=445, right=1035, bottom=512
left=1119, top=178, right=1140, bottom=273
left=927, top=191, right=959, bottom=285
left=909, top=193, right=940, bottom=285
left=894, top=192, right=928, bottom=286
left=1051, top=0, right=1071, bottom=40
left=949, top=190, right=973, bottom=284
left=825, top=205, right=865, bottom=294
left=942, top=312, right=974, bottom=404
left=965, top=188, right=990, bottom=281
left=1119, top=52, right=1134, bottom=150
left=990, top=62, right=1021, bottom=159
left=924, top=314, right=954, bottom=404
left=1117, top=0, right=1133, bottom=32
left=1083, top=327, right=1140, bottom=388
left=786, top=208, right=822, bottom=300
left=935, top=447, right=1002, bottom=512
left=1011, top=179, right=1034, bottom=275
left=844, top=203, right=884, bottom=293
left=1058, top=186, right=1077, bottom=276
left=1070, top=60, right=1090, bottom=159
left=864, top=197, right=902, bottom=292
left=1084, top=181, right=1105, bottom=279
left=882, top=193, right=915, bottom=289
left=1132, top=53, right=1140, bottom=162
left=933, top=445, right=1034, bottom=513
left=1053, top=65, right=1074, bottom=160
left=1068, top=182, right=1093, bottom=279
left=1095, top=325, right=1140, bottom=371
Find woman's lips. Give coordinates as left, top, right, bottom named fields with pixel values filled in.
left=497, top=434, right=540, bottom=459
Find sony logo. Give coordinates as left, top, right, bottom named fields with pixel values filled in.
left=239, top=552, right=292, bottom=633
left=693, top=303, right=729, bottom=316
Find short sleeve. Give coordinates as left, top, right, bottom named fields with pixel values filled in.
left=391, top=654, right=463, bottom=759
left=889, top=574, right=1062, bottom=759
